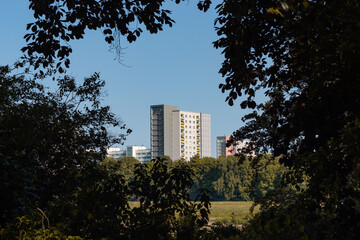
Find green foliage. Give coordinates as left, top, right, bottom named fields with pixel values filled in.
left=189, top=157, right=221, bottom=200
left=243, top=191, right=309, bottom=240
left=53, top=161, right=130, bottom=239
left=1, top=81, right=211, bottom=238
left=212, top=155, right=254, bottom=201
left=0, top=211, right=83, bottom=240
left=253, top=155, right=287, bottom=200
left=101, top=156, right=138, bottom=181
left=98, top=154, right=287, bottom=203
left=200, top=222, right=243, bottom=240
left=212, top=0, right=360, bottom=239
left=207, top=201, right=257, bottom=225
left=7, top=0, right=359, bottom=238
left=0, top=65, right=130, bottom=226
left=127, top=157, right=210, bottom=240
left=22, top=0, right=211, bottom=72
left=188, top=154, right=285, bottom=201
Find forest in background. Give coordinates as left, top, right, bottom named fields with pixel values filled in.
left=106, top=154, right=287, bottom=202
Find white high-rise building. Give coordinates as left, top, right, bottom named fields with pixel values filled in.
left=150, top=105, right=211, bottom=161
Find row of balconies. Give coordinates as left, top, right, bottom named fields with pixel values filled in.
left=151, top=127, right=164, bottom=131
left=151, top=117, right=162, bottom=121
left=152, top=138, right=163, bottom=142
left=151, top=141, right=164, bottom=147
left=151, top=123, right=164, bottom=127
left=151, top=148, right=163, bottom=153
left=151, top=131, right=164, bottom=136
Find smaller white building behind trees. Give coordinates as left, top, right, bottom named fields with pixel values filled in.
left=107, top=146, right=151, bottom=163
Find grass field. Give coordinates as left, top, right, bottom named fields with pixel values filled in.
left=209, top=201, right=258, bottom=224
left=128, top=201, right=258, bottom=225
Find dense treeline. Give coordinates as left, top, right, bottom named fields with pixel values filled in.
left=106, top=154, right=287, bottom=202
left=0, top=67, right=210, bottom=239
left=190, top=154, right=286, bottom=201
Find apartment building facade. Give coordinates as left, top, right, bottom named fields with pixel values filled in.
left=107, top=146, right=151, bottom=163
left=216, top=136, right=255, bottom=158
left=150, top=105, right=211, bottom=161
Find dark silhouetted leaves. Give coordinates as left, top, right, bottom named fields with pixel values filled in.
left=219, top=1, right=360, bottom=239
left=22, top=0, right=214, bottom=71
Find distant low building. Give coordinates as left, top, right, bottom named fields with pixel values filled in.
left=216, top=136, right=232, bottom=157
left=126, top=145, right=151, bottom=163
left=106, top=147, right=126, bottom=159
left=216, top=136, right=255, bottom=158
left=107, top=146, right=151, bottom=163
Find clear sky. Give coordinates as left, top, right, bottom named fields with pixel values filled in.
left=0, top=0, right=263, bottom=157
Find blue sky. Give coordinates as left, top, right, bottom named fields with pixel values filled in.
left=1, top=0, right=263, bottom=157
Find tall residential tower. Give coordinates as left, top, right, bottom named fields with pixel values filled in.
left=150, top=105, right=211, bottom=161
left=150, top=105, right=178, bottom=159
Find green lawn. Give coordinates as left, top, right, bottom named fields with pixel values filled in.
left=209, top=201, right=258, bottom=224
left=128, top=201, right=258, bottom=225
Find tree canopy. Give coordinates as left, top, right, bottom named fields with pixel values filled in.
left=22, top=0, right=211, bottom=71
left=0, top=65, right=131, bottom=225
left=216, top=1, right=360, bottom=239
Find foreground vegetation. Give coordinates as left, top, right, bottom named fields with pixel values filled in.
left=112, top=154, right=286, bottom=202
left=207, top=201, right=258, bottom=225
left=1, top=0, right=359, bottom=239
left=129, top=201, right=259, bottom=225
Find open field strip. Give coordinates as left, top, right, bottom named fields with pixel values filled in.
left=128, top=201, right=258, bottom=225
left=208, top=201, right=258, bottom=224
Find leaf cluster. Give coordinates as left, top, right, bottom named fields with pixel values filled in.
left=0, top=65, right=129, bottom=226
left=215, top=1, right=360, bottom=239
left=126, top=157, right=210, bottom=240
left=22, top=0, right=213, bottom=71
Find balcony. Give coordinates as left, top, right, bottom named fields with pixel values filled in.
left=151, top=127, right=163, bottom=131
